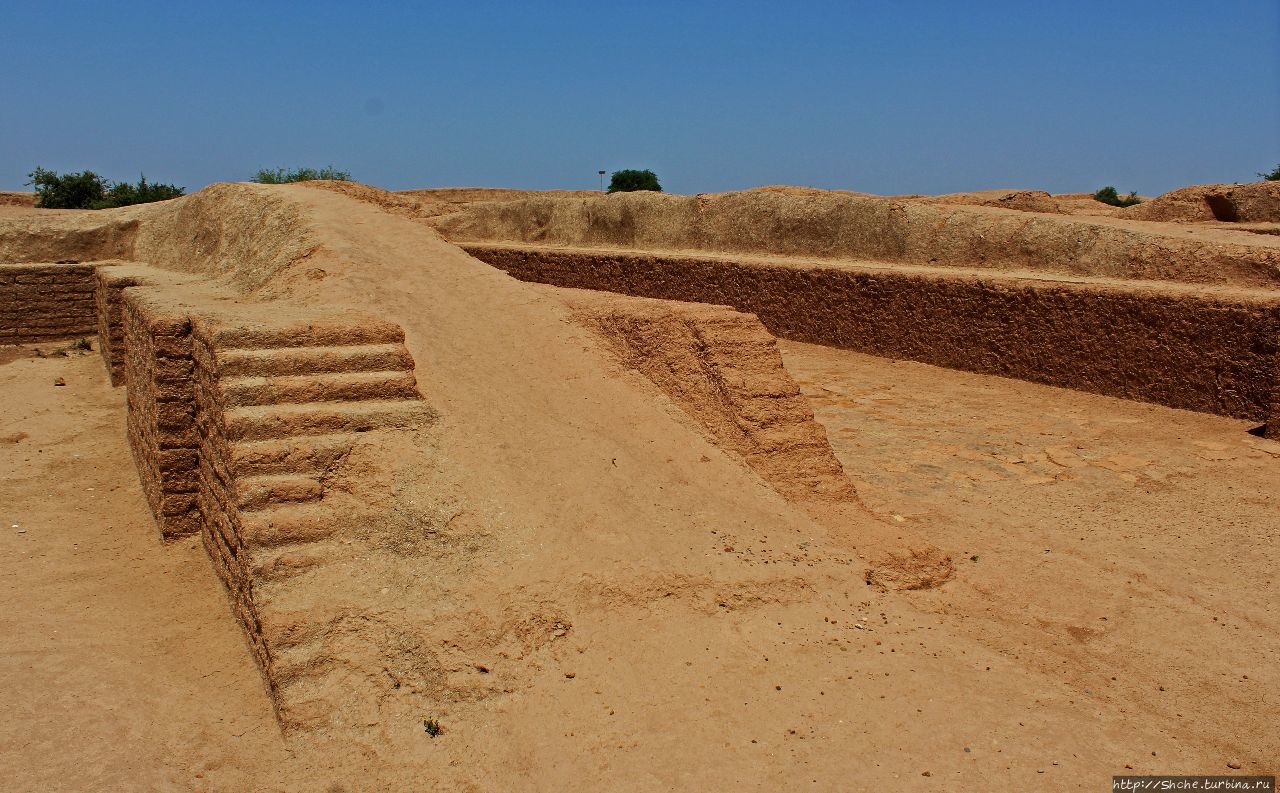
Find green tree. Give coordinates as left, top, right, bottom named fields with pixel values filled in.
left=26, top=168, right=183, bottom=209
left=607, top=169, right=662, bottom=193
left=1257, top=164, right=1280, bottom=181
left=1093, top=185, right=1141, bottom=207
left=96, top=174, right=184, bottom=208
left=27, top=167, right=106, bottom=209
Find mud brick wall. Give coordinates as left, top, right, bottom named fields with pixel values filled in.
left=122, top=288, right=201, bottom=538
left=95, top=265, right=151, bottom=385
left=0, top=262, right=97, bottom=344
left=465, top=245, right=1280, bottom=422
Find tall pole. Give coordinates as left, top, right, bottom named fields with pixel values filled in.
left=598, top=170, right=606, bottom=192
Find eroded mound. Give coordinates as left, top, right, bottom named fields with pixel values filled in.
left=398, top=187, right=603, bottom=204
left=0, top=212, right=139, bottom=264
left=297, top=179, right=456, bottom=222
left=0, top=191, right=36, bottom=208
left=1123, top=180, right=1280, bottom=224
left=433, top=186, right=1280, bottom=287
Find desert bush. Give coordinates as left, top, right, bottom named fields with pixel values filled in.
left=27, top=167, right=183, bottom=209
left=607, top=169, right=662, bottom=193
left=96, top=174, right=184, bottom=208
left=251, top=166, right=352, bottom=184
left=1093, top=186, right=1142, bottom=207
left=28, top=167, right=106, bottom=209
left=1258, top=164, right=1280, bottom=181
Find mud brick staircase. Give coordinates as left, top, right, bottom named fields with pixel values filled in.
left=189, top=314, right=432, bottom=709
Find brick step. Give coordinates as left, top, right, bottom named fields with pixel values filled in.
left=246, top=540, right=346, bottom=585
left=237, top=500, right=350, bottom=549
left=203, top=317, right=404, bottom=351
left=227, top=434, right=354, bottom=477
left=213, top=343, right=415, bottom=378
left=222, top=399, right=434, bottom=442
left=219, top=369, right=420, bottom=407
left=236, top=473, right=324, bottom=511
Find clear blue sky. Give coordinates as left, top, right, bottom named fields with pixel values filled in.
left=2, top=1, right=1277, bottom=196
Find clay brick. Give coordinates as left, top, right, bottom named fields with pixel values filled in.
left=154, top=448, right=199, bottom=473
left=158, top=491, right=199, bottom=516
left=0, top=314, right=95, bottom=329
left=161, top=510, right=203, bottom=538
left=2, top=293, right=96, bottom=304
left=467, top=244, right=1280, bottom=422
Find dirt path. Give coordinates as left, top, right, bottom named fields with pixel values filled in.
left=0, top=346, right=318, bottom=792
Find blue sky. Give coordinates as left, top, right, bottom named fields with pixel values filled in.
left=2, top=1, right=1277, bottom=196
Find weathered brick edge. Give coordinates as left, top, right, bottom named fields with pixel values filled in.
left=122, top=287, right=201, bottom=538
left=95, top=266, right=149, bottom=385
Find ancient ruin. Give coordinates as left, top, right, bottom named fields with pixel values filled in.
left=2, top=179, right=1277, bottom=788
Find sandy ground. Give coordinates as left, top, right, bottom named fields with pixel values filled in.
left=782, top=341, right=1279, bottom=771
left=0, top=346, right=308, bottom=792
left=2, top=336, right=1274, bottom=790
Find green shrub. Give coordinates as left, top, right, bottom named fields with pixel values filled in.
left=28, top=167, right=106, bottom=209
left=251, top=166, right=351, bottom=184
left=27, top=167, right=183, bottom=209
left=96, top=174, right=184, bottom=208
left=1093, top=185, right=1142, bottom=207
left=1257, top=164, right=1280, bottom=181
left=607, top=169, right=662, bottom=193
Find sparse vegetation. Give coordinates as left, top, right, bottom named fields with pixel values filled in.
left=27, top=168, right=104, bottom=209
left=422, top=717, right=442, bottom=737
left=1093, top=185, right=1142, bottom=207
left=27, top=167, right=183, bottom=209
left=97, top=174, right=185, bottom=208
left=1258, top=164, right=1280, bottom=181
left=44, top=337, right=94, bottom=358
left=607, top=169, right=662, bottom=193
left=251, top=166, right=352, bottom=184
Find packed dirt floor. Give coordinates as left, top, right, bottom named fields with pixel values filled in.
left=2, top=339, right=1275, bottom=791
left=1, top=181, right=1277, bottom=790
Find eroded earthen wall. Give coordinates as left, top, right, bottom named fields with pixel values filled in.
left=466, top=245, right=1280, bottom=422
left=436, top=191, right=1280, bottom=288
left=0, top=220, right=139, bottom=265
left=558, top=288, right=857, bottom=502
left=0, top=262, right=97, bottom=344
